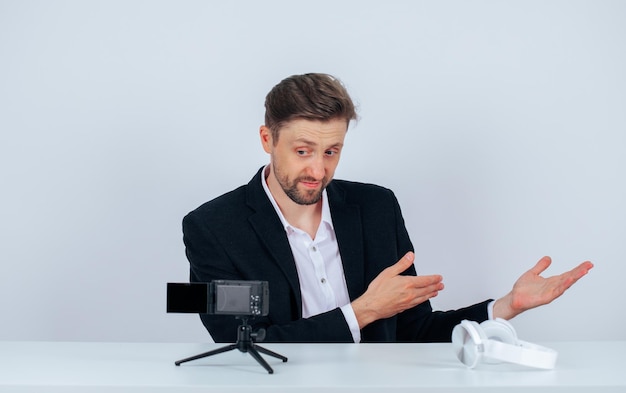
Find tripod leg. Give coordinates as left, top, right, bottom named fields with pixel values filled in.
left=255, top=345, right=288, bottom=362
left=246, top=346, right=274, bottom=374
left=175, top=344, right=237, bottom=366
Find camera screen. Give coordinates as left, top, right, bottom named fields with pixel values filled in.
left=215, top=283, right=252, bottom=314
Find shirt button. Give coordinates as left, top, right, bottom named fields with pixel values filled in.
left=321, top=278, right=326, bottom=284
left=311, top=246, right=317, bottom=252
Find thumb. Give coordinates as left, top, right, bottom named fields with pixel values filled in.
left=529, top=256, right=552, bottom=276
left=383, top=252, right=415, bottom=277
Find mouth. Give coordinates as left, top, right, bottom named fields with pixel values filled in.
left=300, top=180, right=321, bottom=189
left=298, top=176, right=323, bottom=189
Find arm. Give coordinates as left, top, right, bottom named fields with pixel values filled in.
left=350, top=251, right=592, bottom=340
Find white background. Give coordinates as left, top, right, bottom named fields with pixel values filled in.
left=1, top=0, right=624, bottom=343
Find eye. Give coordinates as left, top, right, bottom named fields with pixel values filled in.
left=325, top=149, right=339, bottom=157
left=296, top=149, right=309, bottom=156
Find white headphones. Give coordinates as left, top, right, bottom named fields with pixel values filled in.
left=451, top=318, right=558, bottom=369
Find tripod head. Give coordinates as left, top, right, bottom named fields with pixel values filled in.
left=234, top=317, right=266, bottom=350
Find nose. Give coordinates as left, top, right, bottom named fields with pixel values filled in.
left=308, top=153, right=325, bottom=180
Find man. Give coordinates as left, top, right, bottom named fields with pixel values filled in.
left=183, top=73, right=593, bottom=343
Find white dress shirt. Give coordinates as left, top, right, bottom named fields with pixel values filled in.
left=261, top=167, right=361, bottom=342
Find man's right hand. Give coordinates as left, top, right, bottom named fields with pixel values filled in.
left=351, top=252, right=444, bottom=329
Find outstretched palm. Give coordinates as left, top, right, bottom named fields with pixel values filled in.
left=494, top=256, right=593, bottom=320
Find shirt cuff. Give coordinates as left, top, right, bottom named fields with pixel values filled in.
left=340, top=304, right=361, bottom=343
left=487, top=300, right=495, bottom=320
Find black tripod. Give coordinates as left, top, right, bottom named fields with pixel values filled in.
left=174, top=317, right=288, bottom=374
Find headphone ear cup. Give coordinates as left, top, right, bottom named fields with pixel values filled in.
left=479, top=319, right=518, bottom=364
left=452, top=320, right=487, bottom=368
left=480, top=318, right=517, bottom=344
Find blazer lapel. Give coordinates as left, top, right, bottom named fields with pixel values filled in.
left=327, top=181, right=365, bottom=301
left=245, top=168, right=303, bottom=314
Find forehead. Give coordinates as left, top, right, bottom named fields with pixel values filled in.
left=279, top=118, right=348, bottom=145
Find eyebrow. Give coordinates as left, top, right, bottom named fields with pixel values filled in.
left=293, top=138, right=344, bottom=149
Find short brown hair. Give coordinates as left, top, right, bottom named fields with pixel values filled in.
left=264, top=73, right=357, bottom=142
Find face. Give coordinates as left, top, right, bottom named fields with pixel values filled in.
left=260, top=118, right=347, bottom=206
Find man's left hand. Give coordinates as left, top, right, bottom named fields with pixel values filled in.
left=493, top=256, right=594, bottom=320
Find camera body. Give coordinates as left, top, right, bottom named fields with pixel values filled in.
left=167, top=280, right=269, bottom=317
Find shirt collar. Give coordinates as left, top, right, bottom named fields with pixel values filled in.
left=261, top=165, right=334, bottom=233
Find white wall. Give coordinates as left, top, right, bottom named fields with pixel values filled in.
left=1, top=0, right=624, bottom=343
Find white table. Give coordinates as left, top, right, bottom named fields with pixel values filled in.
left=0, top=341, right=624, bottom=392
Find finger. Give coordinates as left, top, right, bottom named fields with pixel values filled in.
left=409, top=283, right=444, bottom=305
left=411, top=274, right=444, bottom=288
left=382, top=252, right=415, bottom=277
left=402, top=277, right=444, bottom=305
left=560, top=261, right=594, bottom=288
left=529, top=256, right=552, bottom=276
left=574, top=261, right=594, bottom=278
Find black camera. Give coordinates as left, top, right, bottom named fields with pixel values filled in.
left=167, top=280, right=269, bottom=316
left=168, top=280, right=286, bottom=373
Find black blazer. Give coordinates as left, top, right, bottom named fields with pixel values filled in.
left=183, top=167, right=491, bottom=343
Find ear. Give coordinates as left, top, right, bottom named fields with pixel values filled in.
left=259, top=125, right=273, bottom=154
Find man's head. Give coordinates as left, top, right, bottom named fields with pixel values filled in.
left=260, top=73, right=357, bottom=206
left=263, top=73, right=357, bottom=143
